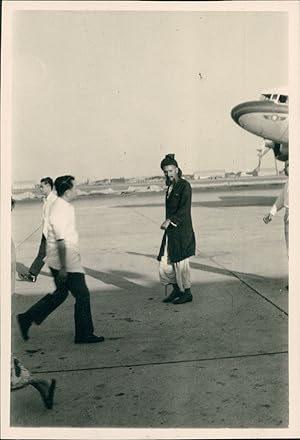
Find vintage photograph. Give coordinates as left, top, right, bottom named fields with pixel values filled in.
left=1, top=1, right=299, bottom=438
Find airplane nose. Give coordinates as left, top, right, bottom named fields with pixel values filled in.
left=230, top=99, right=288, bottom=144
left=231, top=100, right=288, bottom=126
left=231, top=102, right=249, bottom=125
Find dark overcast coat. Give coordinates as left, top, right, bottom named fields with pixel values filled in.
left=157, top=178, right=196, bottom=263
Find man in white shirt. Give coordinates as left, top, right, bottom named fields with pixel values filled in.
left=21, top=177, right=57, bottom=282
left=263, top=160, right=289, bottom=254
left=263, top=160, right=289, bottom=289
left=17, top=175, right=104, bottom=344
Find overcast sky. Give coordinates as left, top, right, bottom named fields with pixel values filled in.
left=11, top=10, right=288, bottom=182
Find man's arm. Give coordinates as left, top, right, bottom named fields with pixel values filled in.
left=56, top=239, right=67, bottom=283
left=263, top=182, right=287, bottom=224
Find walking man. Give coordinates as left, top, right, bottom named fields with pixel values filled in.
left=263, top=160, right=289, bottom=253
left=158, top=154, right=196, bottom=304
left=263, top=160, right=289, bottom=288
left=17, top=175, right=105, bottom=344
left=21, top=177, right=57, bottom=282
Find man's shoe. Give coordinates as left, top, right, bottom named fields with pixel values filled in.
left=17, top=314, right=31, bottom=341
left=172, top=290, right=193, bottom=304
left=163, top=285, right=181, bottom=303
left=75, top=334, right=105, bottom=344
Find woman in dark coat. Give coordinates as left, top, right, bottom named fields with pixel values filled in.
left=158, top=154, right=196, bottom=304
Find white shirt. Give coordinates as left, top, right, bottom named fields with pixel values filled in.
left=42, top=191, right=57, bottom=238
left=46, top=197, right=84, bottom=273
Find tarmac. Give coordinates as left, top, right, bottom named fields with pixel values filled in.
left=10, top=186, right=288, bottom=428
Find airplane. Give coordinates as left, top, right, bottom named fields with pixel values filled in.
left=231, top=87, right=288, bottom=161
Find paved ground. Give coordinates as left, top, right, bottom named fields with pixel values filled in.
left=10, top=186, right=288, bottom=428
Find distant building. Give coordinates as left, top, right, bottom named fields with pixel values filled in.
left=128, top=177, right=146, bottom=183
left=13, top=180, right=36, bottom=191
left=111, top=177, right=126, bottom=184
left=183, top=174, right=194, bottom=180
left=194, top=169, right=225, bottom=180
left=145, top=175, right=164, bottom=182
left=95, top=178, right=111, bottom=184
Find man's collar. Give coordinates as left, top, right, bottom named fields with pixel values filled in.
left=46, top=191, right=57, bottom=200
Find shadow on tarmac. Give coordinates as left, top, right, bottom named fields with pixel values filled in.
left=127, top=251, right=271, bottom=282
left=115, top=195, right=277, bottom=209
left=83, top=267, right=146, bottom=290
left=15, top=257, right=287, bottom=301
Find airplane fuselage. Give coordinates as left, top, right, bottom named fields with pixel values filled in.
left=231, top=89, right=289, bottom=161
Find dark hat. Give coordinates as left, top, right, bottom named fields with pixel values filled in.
left=160, top=154, right=178, bottom=170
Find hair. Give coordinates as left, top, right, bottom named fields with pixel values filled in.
left=40, top=177, right=54, bottom=189
left=54, top=175, right=75, bottom=197
left=160, top=153, right=178, bottom=170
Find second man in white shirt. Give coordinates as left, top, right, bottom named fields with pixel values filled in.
left=22, top=177, right=57, bottom=283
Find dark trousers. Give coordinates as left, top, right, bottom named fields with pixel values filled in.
left=24, top=268, right=94, bottom=339
left=29, top=234, right=46, bottom=276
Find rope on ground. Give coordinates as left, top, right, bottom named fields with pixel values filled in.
left=15, top=224, right=42, bottom=249
left=130, top=206, right=161, bottom=227
left=208, top=256, right=288, bottom=317
left=31, top=350, right=288, bottom=375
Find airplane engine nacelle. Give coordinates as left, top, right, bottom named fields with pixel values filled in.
left=264, top=140, right=288, bottom=161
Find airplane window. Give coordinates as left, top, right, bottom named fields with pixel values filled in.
left=279, top=95, right=288, bottom=103
left=262, top=94, right=271, bottom=100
